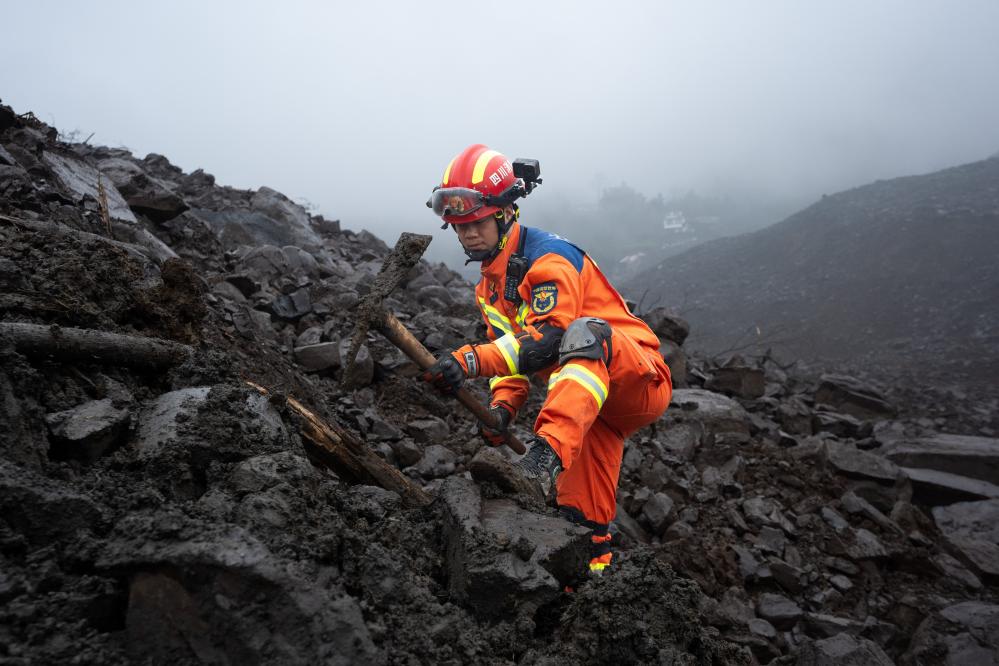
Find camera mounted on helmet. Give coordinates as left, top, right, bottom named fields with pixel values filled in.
left=427, top=157, right=543, bottom=228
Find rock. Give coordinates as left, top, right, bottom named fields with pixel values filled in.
left=249, top=186, right=323, bottom=250
left=469, top=448, right=544, bottom=503
left=98, top=516, right=377, bottom=664
left=612, top=503, right=651, bottom=546
left=716, top=586, right=755, bottom=626
left=389, top=438, right=422, bottom=468
left=0, top=460, right=106, bottom=546
left=406, top=417, right=450, bottom=444
left=813, top=410, right=865, bottom=439
left=42, top=151, right=137, bottom=222
left=97, top=156, right=188, bottom=222
left=294, top=342, right=341, bottom=372
left=412, top=444, right=457, bottom=479
left=439, top=477, right=589, bottom=618
left=770, top=559, right=805, bottom=593
left=658, top=340, right=688, bottom=389
left=229, top=451, right=317, bottom=494
left=757, top=592, right=802, bottom=630
left=239, top=245, right=289, bottom=281
left=904, top=467, right=999, bottom=505
left=45, top=398, right=131, bottom=462
left=295, top=326, right=323, bottom=348
left=757, top=526, right=788, bottom=555
left=669, top=389, right=751, bottom=441
left=796, top=632, right=893, bottom=665
left=823, top=441, right=903, bottom=485
left=346, top=485, right=402, bottom=522
left=933, top=552, right=982, bottom=590
left=802, top=613, right=866, bottom=638
left=882, top=433, right=999, bottom=486
left=814, top=374, right=896, bottom=420
left=281, top=245, right=320, bottom=278
left=904, top=601, right=999, bottom=666
left=829, top=574, right=854, bottom=591
left=641, top=492, right=675, bottom=535
left=640, top=307, right=690, bottom=345
left=749, top=618, right=778, bottom=639
left=840, top=491, right=904, bottom=535
left=231, top=305, right=275, bottom=340
left=731, top=545, right=761, bottom=581
left=706, top=366, right=765, bottom=399
left=339, top=339, right=374, bottom=387
left=932, top=499, right=999, bottom=579
left=845, top=528, right=888, bottom=561
left=269, top=287, right=312, bottom=320
left=134, top=387, right=211, bottom=457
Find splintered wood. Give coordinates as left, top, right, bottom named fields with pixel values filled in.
left=245, top=381, right=431, bottom=508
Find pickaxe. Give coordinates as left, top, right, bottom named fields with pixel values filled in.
left=341, top=232, right=526, bottom=455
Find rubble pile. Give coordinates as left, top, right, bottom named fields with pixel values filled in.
left=1, top=102, right=997, bottom=664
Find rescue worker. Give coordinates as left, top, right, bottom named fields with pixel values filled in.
left=422, top=144, right=672, bottom=574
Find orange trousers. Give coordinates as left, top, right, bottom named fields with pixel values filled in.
left=535, top=329, right=672, bottom=569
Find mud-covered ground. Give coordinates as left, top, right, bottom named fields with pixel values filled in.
left=2, top=104, right=998, bottom=664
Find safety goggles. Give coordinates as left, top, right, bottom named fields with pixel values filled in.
left=427, top=187, right=487, bottom=218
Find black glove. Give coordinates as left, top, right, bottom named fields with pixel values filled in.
left=422, top=353, right=466, bottom=395
left=480, top=402, right=515, bottom=447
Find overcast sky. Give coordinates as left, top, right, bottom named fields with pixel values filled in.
left=3, top=1, right=998, bottom=265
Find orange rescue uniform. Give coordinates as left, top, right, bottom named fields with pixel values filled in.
left=452, top=221, right=672, bottom=571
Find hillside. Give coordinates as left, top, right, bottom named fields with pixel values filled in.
left=3, top=101, right=999, bottom=664
left=624, top=158, right=999, bottom=381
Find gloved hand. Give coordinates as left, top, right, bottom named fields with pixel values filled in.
left=422, top=353, right=467, bottom=395
left=480, top=401, right=515, bottom=447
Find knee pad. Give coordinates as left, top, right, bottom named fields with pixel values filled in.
left=558, top=317, right=613, bottom=367
left=516, top=321, right=564, bottom=373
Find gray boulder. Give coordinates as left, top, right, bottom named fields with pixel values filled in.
left=669, top=389, right=751, bottom=442
left=439, top=477, right=589, bottom=618
left=706, top=366, right=765, bottom=399
left=814, top=374, right=896, bottom=420
left=904, top=601, right=999, bottom=665
left=42, top=151, right=136, bottom=222
left=97, top=156, right=188, bottom=222
left=882, top=433, right=999, bottom=486
left=45, top=398, right=131, bottom=462
left=932, top=499, right=999, bottom=579
left=795, top=632, right=893, bottom=665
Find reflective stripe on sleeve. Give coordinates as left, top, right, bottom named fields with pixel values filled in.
left=489, top=374, right=528, bottom=390
left=478, top=297, right=514, bottom=337
left=494, top=333, right=521, bottom=375
left=548, top=364, right=608, bottom=409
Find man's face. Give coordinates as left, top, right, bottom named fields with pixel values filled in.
left=453, top=214, right=500, bottom=252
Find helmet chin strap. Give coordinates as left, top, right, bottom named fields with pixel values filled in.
left=463, top=216, right=515, bottom=264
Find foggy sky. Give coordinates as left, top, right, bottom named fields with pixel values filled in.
left=3, top=1, right=999, bottom=267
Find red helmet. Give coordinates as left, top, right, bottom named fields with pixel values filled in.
left=428, top=144, right=520, bottom=224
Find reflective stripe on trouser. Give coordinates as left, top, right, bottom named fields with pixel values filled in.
left=560, top=505, right=614, bottom=572
left=536, top=328, right=673, bottom=530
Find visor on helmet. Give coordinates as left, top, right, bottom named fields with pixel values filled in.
left=427, top=187, right=486, bottom=218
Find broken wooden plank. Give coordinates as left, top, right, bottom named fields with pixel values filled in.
left=245, top=381, right=431, bottom=508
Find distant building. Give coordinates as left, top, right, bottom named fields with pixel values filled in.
left=663, top=211, right=687, bottom=231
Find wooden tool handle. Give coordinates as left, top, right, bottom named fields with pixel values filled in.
left=380, top=313, right=527, bottom=455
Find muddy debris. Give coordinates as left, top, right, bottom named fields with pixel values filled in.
left=1, top=101, right=998, bottom=664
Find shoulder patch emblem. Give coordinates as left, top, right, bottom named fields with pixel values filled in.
left=530, top=281, right=558, bottom=315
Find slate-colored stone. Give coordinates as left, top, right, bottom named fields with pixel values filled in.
left=932, top=499, right=999, bottom=579
left=883, top=433, right=999, bottom=486
left=45, top=398, right=131, bottom=462
left=796, top=632, right=894, bottom=665
left=757, top=592, right=802, bottom=630
left=294, top=342, right=341, bottom=372
left=814, top=374, right=896, bottom=421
